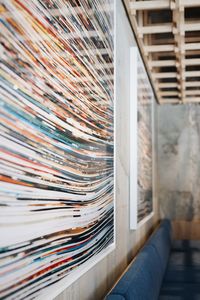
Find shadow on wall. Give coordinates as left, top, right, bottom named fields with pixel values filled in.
left=160, top=191, right=194, bottom=221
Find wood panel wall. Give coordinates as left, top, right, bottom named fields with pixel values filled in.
left=172, top=221, right=200, bottom=240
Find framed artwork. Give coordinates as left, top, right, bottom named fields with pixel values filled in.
left=130, top=47, right=154, bottom=230
left=0, top=0, right=115, bottom=299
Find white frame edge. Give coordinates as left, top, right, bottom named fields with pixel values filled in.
left=130, top=46, right=138, bottom=230
left=38, top=244, right=115, bottom=300
left=129, top=46, right=154, bottom=230
left=136, top=73, right=155, bottom=229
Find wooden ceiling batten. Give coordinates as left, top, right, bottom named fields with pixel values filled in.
left=124, top=0, right=200, bottom=104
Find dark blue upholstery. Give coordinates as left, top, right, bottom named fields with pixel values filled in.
left=147, top=222, right=172, bottom=273
left=106, top=295, right=125, bottom=300
left=106, top=220, right=171, bottom=300
left=107, top=245, right=163, bottom=300
left=106, top=220, right=200, bottom=300
left=159, top=219, right=172, bottom=233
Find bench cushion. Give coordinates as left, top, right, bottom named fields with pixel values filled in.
left=160, top=219, right=172, bottom=233
left=106, top=219, right=200, bottom=299
left=147, top=223, right=172, bottom=273
left=106, top=220, right=172, bottom=300
left=106, top=295, right=125, bottom=300
left=107, top=245, right=163, bottom=300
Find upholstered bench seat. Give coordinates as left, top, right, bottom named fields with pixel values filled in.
left=106, top=220, right=200, bottom=300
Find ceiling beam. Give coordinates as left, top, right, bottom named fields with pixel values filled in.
left=185, top=82, right=200, bottom=87
left=144, top=44, right=175, bottom=53
left=160, top=98, right=180, bottom=103
left=153, top=72, right=178, bottom=78
left=180, top=0, right=200, bottom=7
left=157, top=82, right=180, bottom=88
left=184, top=22, right=200, bottom=32
left=185, top=90, right=200, bottom=96
left=130, top=0, right=172, bottom=12
left=138, top=24, right=173, bottom=35
left=159, top=91, right=180, bottom=96
left=186, top=71, right=200, bottom=77
left=149, top=60, right=177, bottom=67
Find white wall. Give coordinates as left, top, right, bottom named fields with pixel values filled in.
left=55, top=1, right=159, bottom=299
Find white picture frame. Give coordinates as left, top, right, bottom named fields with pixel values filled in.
left=130, top=47, right=154, bottom=230
left=0, top=1, right=116, bottom=299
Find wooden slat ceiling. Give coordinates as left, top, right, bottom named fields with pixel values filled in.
left=123, top=0, right=200, bottom=104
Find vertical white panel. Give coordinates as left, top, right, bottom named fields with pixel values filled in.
left=130, top=47, right=138, bottom=230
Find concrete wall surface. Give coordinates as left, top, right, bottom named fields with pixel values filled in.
left=157, top=103, right=200, bottom=221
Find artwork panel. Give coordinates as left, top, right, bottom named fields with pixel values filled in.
left=0, top=0, right=114, bottom=298
left=130, top=47, right=153, bottom=229
left=137, top=52, right=153, bottom=224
